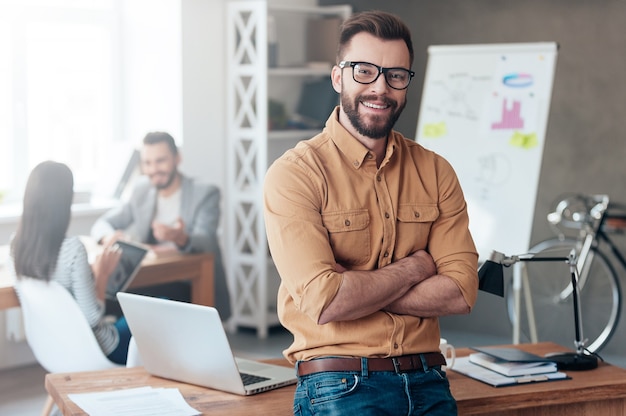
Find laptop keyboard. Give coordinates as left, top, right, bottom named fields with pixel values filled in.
left=240, top=372, right=270, bottom=386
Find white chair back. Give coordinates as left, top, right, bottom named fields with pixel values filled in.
left=16, top=278, right=120, bottom=373
left=126, top=336, right=143, bottom=367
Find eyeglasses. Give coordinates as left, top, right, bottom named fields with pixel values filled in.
left=339, top=61, right=415, bottom=90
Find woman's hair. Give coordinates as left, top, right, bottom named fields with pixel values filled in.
left=11, top=161, right=74, bottom=280
left=336, top=10, right=414, bottom=67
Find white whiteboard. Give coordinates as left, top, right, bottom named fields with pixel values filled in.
left=416, top=43, right=558, bottom=261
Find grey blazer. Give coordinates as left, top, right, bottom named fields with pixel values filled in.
left=91, top=175, right=230, bottom=319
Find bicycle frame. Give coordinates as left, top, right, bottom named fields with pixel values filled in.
left=553, top=196, right=612, bottom=301
left=575, top=210, right=626, bottom=296
left=596, top=217, right=626, bottom=277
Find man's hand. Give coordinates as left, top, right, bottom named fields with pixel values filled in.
left=152, top=217, right=189, bottom=248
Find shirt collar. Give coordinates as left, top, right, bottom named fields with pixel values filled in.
left=325, top=107, right=399, bottom=169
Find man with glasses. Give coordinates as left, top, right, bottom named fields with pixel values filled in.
left=264, top=10, right=478, bottom=415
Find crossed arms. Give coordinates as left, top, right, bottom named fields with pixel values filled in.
left=318, top=250, right=471, bottom=325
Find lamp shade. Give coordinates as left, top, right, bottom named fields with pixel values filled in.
left=478, top=260, right=505, bottom=297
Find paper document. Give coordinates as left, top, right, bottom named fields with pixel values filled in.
left=68, top=386, right=200, bottom=416
left=452, top=357, right=569, bottom=387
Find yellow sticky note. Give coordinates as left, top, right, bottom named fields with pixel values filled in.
left=423, top=122, right=447, bottom=138
left=509, top=131, right=538, bottom=149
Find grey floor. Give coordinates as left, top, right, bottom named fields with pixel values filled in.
left=1, top=326, right=624, bottom=415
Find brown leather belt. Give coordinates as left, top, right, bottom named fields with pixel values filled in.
left=297, top=352, right=447, bottom=377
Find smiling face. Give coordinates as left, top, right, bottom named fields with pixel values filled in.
left=332, top=32, right=411, bottom=144
left=140, top=141, right=180, bottom=191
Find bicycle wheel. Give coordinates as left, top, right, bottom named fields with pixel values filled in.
left=506, top=238, right=621, bottom=353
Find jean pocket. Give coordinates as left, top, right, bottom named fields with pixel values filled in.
left=428, top=366, right=448, bottom=381
left=308, top=373, right=361, bottom=404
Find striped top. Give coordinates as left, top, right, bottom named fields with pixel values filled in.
left=12, top=236, right=119, bottom=355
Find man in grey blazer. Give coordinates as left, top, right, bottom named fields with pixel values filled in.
left=91, top=132, right=231, bottom=320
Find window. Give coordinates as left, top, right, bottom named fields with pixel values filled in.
left=0, top=0, right=182, bottom=206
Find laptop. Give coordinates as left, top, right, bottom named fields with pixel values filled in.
left=116, top=292, right=297, bottom=395
left=105, top=241, right=148, bottom=300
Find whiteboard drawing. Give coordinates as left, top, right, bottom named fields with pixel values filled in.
left=416, top=43, right=558, bottom=261
left=491, top=99, right=524, bottom=130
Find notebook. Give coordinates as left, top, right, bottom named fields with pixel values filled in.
left=470, top=346, right=555, bottom=363
left=116, top=292, right=297, bottom=395
left=105, top=241, right=148, bottom=300
left=452, top=356, right=568, bottom=387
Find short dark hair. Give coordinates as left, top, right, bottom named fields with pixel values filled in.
left=11, top=161, right=74, bottom=280
left=337, top=10, right=414, bottom=67
left=143, top=131, right=178, bottom=156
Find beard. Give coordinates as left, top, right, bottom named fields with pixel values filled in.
left=151, top=168, right=178, bottom=190
left=341, top=92, right=406, bottom=139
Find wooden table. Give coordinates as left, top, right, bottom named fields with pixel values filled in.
left=0, top=252, right=214, bottom=310
left=45, top=343, right=626, bottom=415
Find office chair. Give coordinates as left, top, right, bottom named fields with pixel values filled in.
left=15, top=278, right=139, bottom=416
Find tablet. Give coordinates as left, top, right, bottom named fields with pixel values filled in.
left=105, top=241, right=149, bottom=300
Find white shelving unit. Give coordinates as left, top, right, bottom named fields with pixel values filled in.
left=226, top=1, right=351, bottom=338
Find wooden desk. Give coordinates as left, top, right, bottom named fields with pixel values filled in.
left=45, top=343, right=626, bottom=416
left=46, top=359, right=295, bottom=416
left=0, top=252, right=214, bottom=310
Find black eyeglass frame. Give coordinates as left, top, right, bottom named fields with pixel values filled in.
left=338, top=60, right=415, bottom=90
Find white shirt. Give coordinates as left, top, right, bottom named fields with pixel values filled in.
left=153, top=188, right=182, bottom=244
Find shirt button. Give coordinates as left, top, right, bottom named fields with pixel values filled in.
left=353, top=161, right=359, bottom=167
left=383, top=252, right=389, bottom=258
left=344, top=219, right=351, bottom=226
left=376, top=176, right=382, bottom=182
left=414, top=211, right=420, bottom=218
left=394, top=343, right=399, bottom=349
left=384, top=212, right=390, bottom=219
left=367, top=153, right=373, bottom=159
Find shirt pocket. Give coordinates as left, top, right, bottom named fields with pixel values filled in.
left=396, top=204, right=439, bottom=251
left=322, top=210, right=371, bottom=266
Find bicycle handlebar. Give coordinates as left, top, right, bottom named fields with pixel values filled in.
left=547, top=194, right=610, bottom=232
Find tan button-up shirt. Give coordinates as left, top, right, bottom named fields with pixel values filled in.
left=264, top=109, right=478, bottom=364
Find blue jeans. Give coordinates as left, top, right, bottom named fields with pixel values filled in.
left=107, top=316, right=131, bottom=365
left=293, top=359, right=457, bottom=415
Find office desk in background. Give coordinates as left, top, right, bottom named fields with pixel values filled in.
left=46, top=343, right=626, bottom=416
left=0, top=251, right=214, bottom=310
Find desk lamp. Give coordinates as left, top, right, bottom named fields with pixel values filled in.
left=478, top=250, right=598, bottom=371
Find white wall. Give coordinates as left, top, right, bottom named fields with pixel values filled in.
left=179, top=0, right=226, bottom=189
left=121, top=0, right=183, bottom=144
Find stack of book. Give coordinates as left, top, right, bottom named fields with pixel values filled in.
left=452, top=346, right=569, bottom=387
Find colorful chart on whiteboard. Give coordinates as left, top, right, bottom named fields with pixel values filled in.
left=416, top=43, right=558, bottom=261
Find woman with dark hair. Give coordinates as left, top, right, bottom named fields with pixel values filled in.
left=10, top=161, right=131, bottom=364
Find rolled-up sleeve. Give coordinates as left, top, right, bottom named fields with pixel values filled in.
left=264, top=156, right=343, bottom=323
left=428, top=156, right=479, bottom=308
